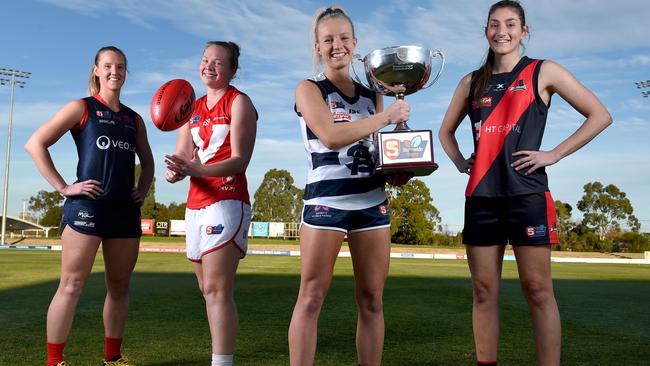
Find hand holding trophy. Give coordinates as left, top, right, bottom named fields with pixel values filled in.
left=352, top=45, right=445, bottom=176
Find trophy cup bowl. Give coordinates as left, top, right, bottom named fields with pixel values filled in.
left=352, top=45, right=445, bottom=176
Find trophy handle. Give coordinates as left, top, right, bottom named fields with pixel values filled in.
left=351, top=53, right=375, bottom=91
left=421, top=48, right=445, bottom=90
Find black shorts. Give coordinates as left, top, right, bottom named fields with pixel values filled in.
left=61, top=198, right=142, bottom=239
left=463, top=192, right=558, bottom=246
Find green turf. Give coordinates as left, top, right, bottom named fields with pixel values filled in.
left=1, top=251, right=649, bottom=365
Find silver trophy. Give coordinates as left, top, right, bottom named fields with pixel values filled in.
left=353, top=45, right=444, bottom=176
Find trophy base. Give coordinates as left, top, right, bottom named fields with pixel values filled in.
left=377, top=129, right=438, bottom=177
left=377, top=161, right=439, bottom=177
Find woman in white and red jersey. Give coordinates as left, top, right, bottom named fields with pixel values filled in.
left=438, top=1, right=611, bottom=365
left=164, top=41, right=257, bottom=366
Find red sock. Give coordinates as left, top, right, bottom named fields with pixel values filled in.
left=46, top=342, right=65, bottom=366
left=104, top=337, right=122, bottom=361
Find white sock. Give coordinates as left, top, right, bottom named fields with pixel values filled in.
left=211, top=354, right=233, bottom=366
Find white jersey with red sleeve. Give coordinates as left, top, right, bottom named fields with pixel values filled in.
left=186, top=86, right=250, bottom=209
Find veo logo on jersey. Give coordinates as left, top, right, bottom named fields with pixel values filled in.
left=96, top=135, right=136, bottom=152
left=206, top=224, right=224, bottom=235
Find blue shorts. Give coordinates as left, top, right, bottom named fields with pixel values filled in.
left=463, top=192, right=558, bottom=246
left=61, top=198, right=142, bottom=239
left=301, top=200, right=391, bottom=233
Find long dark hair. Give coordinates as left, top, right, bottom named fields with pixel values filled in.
left=470, top=0, right=527, bottom=102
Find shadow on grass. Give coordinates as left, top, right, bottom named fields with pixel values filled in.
left=1, top=268, right=649, bottom=365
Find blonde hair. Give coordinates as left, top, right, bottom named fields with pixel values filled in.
left=311, top=5, right=355, bottom=74
left=87, top=46, right=128, bottom=96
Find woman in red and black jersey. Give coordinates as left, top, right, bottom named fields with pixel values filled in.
left=438, top=1, right=611, bottom=365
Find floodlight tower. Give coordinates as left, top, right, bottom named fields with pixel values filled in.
left=0, top=68, right=30, bottom=245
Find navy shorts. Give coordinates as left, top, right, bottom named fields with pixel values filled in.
left=61, top=198, right=142, bottom=239
left=463, top=192, right=558, bottom=246
left=301, top=200, right=391, bottom=233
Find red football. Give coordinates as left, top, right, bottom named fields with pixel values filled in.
left=150, top=79, right=195, bottom=131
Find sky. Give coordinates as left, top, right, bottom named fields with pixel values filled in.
left=1, top=0, right=649, bottom=233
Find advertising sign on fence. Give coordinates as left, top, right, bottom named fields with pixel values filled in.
left=141, top=219, right=154, bottom=235
left=251, top=222, right=269, bottom=237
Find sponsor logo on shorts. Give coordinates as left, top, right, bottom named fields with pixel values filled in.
left=74, top=220, right=96, bottom=228
left=242, top=229, right=247, bottom=239
left=312, top=205, right=332, bottom=218
left=526, top=224, right=547, bottom=238
left=379, top=205, right=388, bottom=215
left=206, top=224, right=224, bottom=235
left=78, top=210, right=94, bottom=219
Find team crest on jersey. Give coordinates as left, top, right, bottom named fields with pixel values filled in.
left=206, top=224, right=224, bottom=235
left=219, top=175, right=237, bottom=192
left=330, top=101, right=345, bottom=109
left=526, top=224, right=547, bottom=238
left=346, top=143, right=374, bottom=175
left=96, top=110, right=112, bottom=119
left=509, top=79, right=527, bottom=92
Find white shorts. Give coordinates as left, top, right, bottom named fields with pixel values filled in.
left=185, top=200, right=251, bottom=262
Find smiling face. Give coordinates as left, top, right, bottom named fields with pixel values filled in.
left=200, top=44, right=235, bottom=89
left=93, top=50, right=126, bottom=92
left=485, top=6, right=528, bottom=57
left=315, top=17, right=357, bottom=71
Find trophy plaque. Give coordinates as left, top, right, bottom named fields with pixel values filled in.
left=353, top=45, right=444, bottom=176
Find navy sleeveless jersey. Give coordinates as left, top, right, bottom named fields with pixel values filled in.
left=466, top=57, right=550, bottom=197
left=71, top=95, right=138, bottom=202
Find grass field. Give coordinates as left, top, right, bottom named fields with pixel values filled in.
left=1, top=251, right=649, bottom=365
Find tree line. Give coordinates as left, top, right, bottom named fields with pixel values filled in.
left=26, top=167, right=649, bottom=252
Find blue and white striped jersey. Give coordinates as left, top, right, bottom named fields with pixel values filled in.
left=296, top=73, right=386, bottom=210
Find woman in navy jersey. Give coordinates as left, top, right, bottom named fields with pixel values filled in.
left=438, top=1, right=611, bottom=365
left=164, top=41, right=257, bottom=366
left=287, top=6, right=411, bottom=366
left=25, top=46, right=154, bottom=366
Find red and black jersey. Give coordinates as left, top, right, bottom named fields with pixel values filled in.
left=466, top=56, right=550, bottom=197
